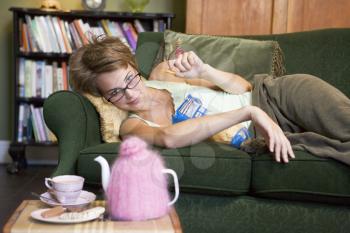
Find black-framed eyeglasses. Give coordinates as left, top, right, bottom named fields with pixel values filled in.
left=106, top=72, right=141, bottom=103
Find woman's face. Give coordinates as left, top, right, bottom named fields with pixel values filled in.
left=96, top=66, right=145, bottom=111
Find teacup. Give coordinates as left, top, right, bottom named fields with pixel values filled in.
left=45, top=175, right=84, bottom=203
left=45, top=175, right=84, bottom=192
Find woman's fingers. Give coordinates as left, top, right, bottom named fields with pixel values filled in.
left=174, top=54, right=186, bottom=72
left=181, top=52, right=192, bottom=70
left=287, top=141, right=295, bottom=159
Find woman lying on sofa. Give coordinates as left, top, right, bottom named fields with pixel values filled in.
left=69, top=37, right=350, bottom=165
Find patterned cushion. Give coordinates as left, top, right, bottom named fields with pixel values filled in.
left=83, top=94, right=127, bottom=142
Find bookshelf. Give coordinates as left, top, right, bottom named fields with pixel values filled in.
left=8, top=7, right=175, bottom=173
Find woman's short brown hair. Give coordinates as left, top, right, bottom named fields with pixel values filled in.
left=69, top=36, right=138, bottom=96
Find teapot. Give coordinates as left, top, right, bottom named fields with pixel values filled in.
left=94, top=136, right=179, bottom=221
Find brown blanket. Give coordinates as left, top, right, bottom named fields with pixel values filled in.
left=251, top=74, right=350, bottom=165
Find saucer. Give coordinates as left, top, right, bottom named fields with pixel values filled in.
left=40, top=190, right=96, bottom=208
left=31, top=207, right=105, bottom=224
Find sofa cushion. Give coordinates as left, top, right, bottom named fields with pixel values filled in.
left=251, top=150, right=350, bottom=205
left=162, top=30, right=285, bottom=82
left=77, top=141, right=252, bottom=195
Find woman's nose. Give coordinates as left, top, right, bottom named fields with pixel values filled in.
left=124, top=88, right=134, bottom=99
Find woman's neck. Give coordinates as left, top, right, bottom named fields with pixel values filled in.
left=135, top=87, right=174, bottom=123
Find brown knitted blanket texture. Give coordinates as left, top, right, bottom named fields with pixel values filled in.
left=251, top=74, right=350, bottom=165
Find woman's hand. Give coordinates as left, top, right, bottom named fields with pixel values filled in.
left=168, top=51, right=206, bottom=79
left=249, top=106, right=295, bottom=163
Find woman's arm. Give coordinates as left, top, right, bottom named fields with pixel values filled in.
left=171, top=51, right=252, bottom=94
left=149, top=51, right=252, bottom=94
left=149, top=60, right=219, bottom=90
left=120, top=106, right=295, bottom=163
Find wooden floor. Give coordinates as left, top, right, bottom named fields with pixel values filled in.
left=0, top=164, right=101, bottom=229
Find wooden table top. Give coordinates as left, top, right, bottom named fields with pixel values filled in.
left=3, top=200, right=182, bottom=233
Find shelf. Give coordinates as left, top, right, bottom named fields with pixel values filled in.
left=9, top=7, right=175, bottom=19
left=17, top=97, right=46, bottom=105
left=17, top=52, right=70, bottom=59
left=11, top=141, right=57, bottom=147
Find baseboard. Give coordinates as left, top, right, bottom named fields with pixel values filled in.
left=0, top=140, right=11, bottom=164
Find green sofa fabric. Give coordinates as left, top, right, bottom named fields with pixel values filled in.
left=251, top=151, right=350, bottom=205
left=44, top=28, right=350, bottom=233
left=77, top=142, right=251, bottom=195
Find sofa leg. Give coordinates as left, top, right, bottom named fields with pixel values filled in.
left=7, top=143, right=27, bottom=174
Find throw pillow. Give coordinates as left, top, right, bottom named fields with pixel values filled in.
left=84, top=93, right=128, bottom=143
left=163, top=30, right=285, bottom=82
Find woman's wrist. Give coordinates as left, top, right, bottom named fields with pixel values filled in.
left=245, top=106, right=258, bottom=121
left=198, top=63, right=212, bottom=80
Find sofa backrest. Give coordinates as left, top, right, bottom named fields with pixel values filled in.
left=136, top=29, right=350, bottom=98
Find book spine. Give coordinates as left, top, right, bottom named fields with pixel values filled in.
left=37, top=107, right=49, bottom=141
left=30, top=105, right=40, bottom=142
left=133, top=19, right=145, bottom=33
left=45, top=64, right=53, bottom=98
left=58, top=18, right=73, bottom=53
left=61, top=61, right=68, bottom=90
left=18, top=58, right=25, bottom=97
left=52, top=17, right=66, bottom=53
left=64, top=21, right=75, bottom=51
left=45, top=15, right=60, bottom=53
left=24, top=15, right=39, bottom=52
left=121, top=22, right=136, bottom=52
left=33, top=16, right=49, bottom=52
left=22, top=23, right=31, bottom=52
left=52, top=61, right=58, bottom=92
left=17, top=104, right=25, bottom=142
left=35, top=60, right=45, bottom=98
left=73, top=19, right=89, bottom=45
left=24, top=59, right=32, bottom=98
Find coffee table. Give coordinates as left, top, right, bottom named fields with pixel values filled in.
left=3, top=200, right=182, bottom=233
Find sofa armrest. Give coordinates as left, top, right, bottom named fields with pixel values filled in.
left=43, top=91, right=102, bottom=176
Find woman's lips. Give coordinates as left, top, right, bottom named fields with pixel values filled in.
left=128, top=98, right=139, bottom=105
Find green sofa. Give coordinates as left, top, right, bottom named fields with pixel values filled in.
left=43, top=28, right=350, bottom=233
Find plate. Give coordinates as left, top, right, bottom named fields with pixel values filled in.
left=31, top=207, right=105, bottom=224
left=40, top=190, right=96, bottom=208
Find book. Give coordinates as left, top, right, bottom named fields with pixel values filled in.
left=45, top=15, right=61, bottom=53
left=61, top=61, right=68, bottom=90
left=33, top=16, right=49, bottom=52
left=58, top=18, right=73, bottom=53
left=30, top=105, right=40, bottom=141
left=36, top=16, right=53, bottom=53
left=24, top=59, right=32, bottom=98
left=69, top=22, right=83, bottom=49
left=24, top=15, right=40, bottom=52
left=22, top=23, right=31, bottom=52
left=121, top=22, right=137, bottom=52
left=153, top=20, right=159, bottom=32
left=133, top=19, right=145, bottom=33
left=64, top=21, right=75, bottom=51
left=18, top=58, right=25, bottom=97
left=52, top=61, right=58, bottom=92
left=56, top=67, right=63, bottom=91
left=36, top=107, right=48, bottom=141
left=101, top=19, right=112, bottom=36
left=127, top=22, right=138, bottom=43
left=45, top=64, right=53, bottom=98
left=52, top=16, right=66, bottom=53
left=73, top=19, right=89, bottom=45
left=17, top=104, right=25, bottom=142
left=18, top=18, right=24, bottom=52
left=35, top=60, right=45, bottom=97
